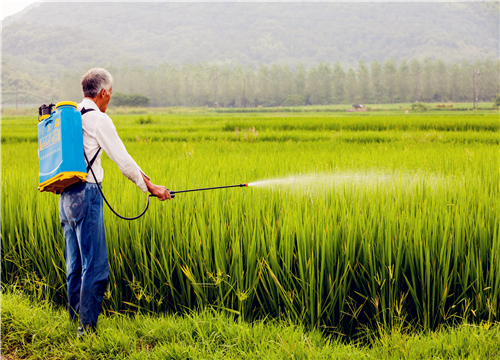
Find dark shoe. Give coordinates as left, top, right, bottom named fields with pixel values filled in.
left=78, top=323, right=96, bottom=338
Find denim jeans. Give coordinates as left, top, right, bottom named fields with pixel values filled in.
left=59, top=182, right=109, bottom=334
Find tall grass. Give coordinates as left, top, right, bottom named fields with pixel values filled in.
left=2, top=136, right=498, bottom=337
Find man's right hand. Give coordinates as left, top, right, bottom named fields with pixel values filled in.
left=150, top=184, right=171, bottom=201
left=142, top=173, right=171, bottom=201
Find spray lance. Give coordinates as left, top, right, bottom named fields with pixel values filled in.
left=87, top=151, right=249, bottom=221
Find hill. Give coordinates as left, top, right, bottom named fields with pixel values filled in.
left=2, top=1, right=498, bottom=105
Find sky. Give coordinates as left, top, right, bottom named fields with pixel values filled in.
left=0, top=0, right=485, bottom=21
left=1, top=0, right=37, bottom=20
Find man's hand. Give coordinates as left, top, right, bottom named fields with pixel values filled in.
left=142, top=173, right=171, bottom=201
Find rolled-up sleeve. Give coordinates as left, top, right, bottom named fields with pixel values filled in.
left=95, top=115, right=149, bottom=193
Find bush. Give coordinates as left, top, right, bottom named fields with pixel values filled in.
left=136, top=115, right=153, bottom=124
left=494, top=94, right=500, bottom=107
left=411, top=102, right=428, bottom=112
left=111, top=92, right=151, bottom=107
left=282, top=94, right=305, bottom=107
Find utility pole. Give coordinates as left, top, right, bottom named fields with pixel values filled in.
left=185, top=76, right=189, bottom=107
left=16, top=85, right=18, bottom=112
left=473, top=70, right=480, bottom=109
left=213, top=72, right=220, bottom=108
left=472, top=72, right=476, bottom=109
left=242, top=78, right=246, bottom=108
left=414, top=72, right=419, bottom=102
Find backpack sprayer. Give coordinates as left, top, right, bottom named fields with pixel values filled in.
left=38, top=101, right=248, bottom=220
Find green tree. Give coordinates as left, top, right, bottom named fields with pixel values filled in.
left=233, top=65, right=246, bottom=108
left=459, top=60, right=473, bottom=102
left=332, top=62, right=346, bottom=104
left=398, top=59, right=410, bottom=103
left=317, top=62, right=333, bottom=105
left=306, top=65, right=320, bottom=105
left=481, top=59, right=500, bottom=102
left=410, top=58, right=421, bottom=102
left=494, top=94, right=500, bottom=106
left=219, top=65, right=236, bottom=107
left=256, top=65, right=270, bottom=106
left=383, top=58, right=397, bottom=103
left=155, top=62, right=182, bottom=106
left=281, top=64, right=295, bottom=105
left=269, top=63, right=284, bottom=106
left=357, top=60, right=370, bottom=103
left=371, top=59, right=383, bottom=104
left=434, top=59, right=447, bottom=102
left=191, top=63, right=210, bottom=107
left=448, top=63, right=460, bottom=102
left=294, top=62, right=307, bottom=98
left=243, top=65, right=256, bottom=107
left=111, top=92, right=150, bottom=107
left=345, top=68, right=357, bottom=104
left=282, top=94, right=305, bottom=106
left=421, top=57, right=435, bottom=102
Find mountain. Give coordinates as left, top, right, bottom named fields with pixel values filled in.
left=2, top=1, right=498, bottom=105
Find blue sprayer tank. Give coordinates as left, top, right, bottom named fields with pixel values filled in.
left=38, top=101, right=87, bottom=194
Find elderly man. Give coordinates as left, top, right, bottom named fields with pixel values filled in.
left=59, top=68, right=170, bottom=337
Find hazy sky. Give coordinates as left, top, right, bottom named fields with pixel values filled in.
left=0, top=0, right=485, bottom=21
left=1, top=0, right=37, bottom=20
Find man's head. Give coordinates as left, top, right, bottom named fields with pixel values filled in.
left=81, top=68, right=113, bottom=113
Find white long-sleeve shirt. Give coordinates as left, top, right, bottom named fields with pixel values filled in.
left=78, top=98, right=148, bottom=193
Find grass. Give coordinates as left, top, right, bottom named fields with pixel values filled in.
left=1, top=108, right=498, bottom=347
left=2, top=140, right=498, bottom=334
left=2, top=290, right=500, bottom=360
left=2, top=111, right=499, bottom=144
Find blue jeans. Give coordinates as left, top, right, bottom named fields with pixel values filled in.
left=59, top=182, right=109, bottom=334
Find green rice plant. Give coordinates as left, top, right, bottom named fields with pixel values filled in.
left=2, top=112, right=499, bottom=144
left=1, top=113, right=498, bottom=338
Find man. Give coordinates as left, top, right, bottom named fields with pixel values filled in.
left=59, top=68, right=170, bottom=337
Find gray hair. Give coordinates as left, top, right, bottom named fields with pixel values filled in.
left=81, top=68, right=113, bottom=98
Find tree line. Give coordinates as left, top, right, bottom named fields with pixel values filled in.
left=58, top=57, right=499, bottom=108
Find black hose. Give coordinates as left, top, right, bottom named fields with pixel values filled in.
left=84, top=151, right=247, bottom=220
left=85, top=152, right=153, bottom=221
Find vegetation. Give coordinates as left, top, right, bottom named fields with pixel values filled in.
left=411, top=102, right=428, bottom=112
left=2, top=2, right=498, bottom=106
left=2, top=110, right=498, bottom=344
left=3, top=2, right=498, bottom=71
left=4, top=58, right=500, bottom=108
left=494, top=94, right=500, bottom=107
left=2, top=111, right=499, bottom=144
left=111, top=92, right=151, bottom=107
left=3, top=290, right=500, bottom=359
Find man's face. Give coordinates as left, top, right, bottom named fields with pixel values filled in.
left=98, top=85, right=113, bottom=113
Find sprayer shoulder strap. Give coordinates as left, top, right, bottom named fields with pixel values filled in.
left=86, top=148, right=101, bottom=172
left=80, top=107, right=101, bottom=172
left=80, top=107, right=95, bottom=116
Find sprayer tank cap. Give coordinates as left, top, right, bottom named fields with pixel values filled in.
left=55, top=101, right=78, bottom=109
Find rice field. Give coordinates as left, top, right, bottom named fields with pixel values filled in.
left=1, top=110, right=498, bottom=337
